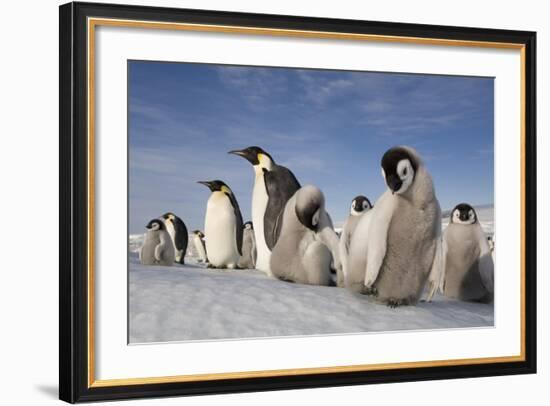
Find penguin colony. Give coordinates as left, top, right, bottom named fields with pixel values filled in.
left=139, top=145, right=494, bottom=307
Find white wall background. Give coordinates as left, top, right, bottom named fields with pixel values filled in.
left=0, top=0, right=546, bottom=404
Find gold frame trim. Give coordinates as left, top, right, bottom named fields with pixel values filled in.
left=87, top=17, right=527, bottom=388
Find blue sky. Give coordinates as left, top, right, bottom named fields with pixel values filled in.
left=128, top=61, right=494, bottom=234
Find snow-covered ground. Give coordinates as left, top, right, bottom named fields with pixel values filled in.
left=129, top=204, right=494, bottom=344
left=129, top=260, right=494, bottom=344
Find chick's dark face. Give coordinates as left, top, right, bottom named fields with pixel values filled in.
left=381, top=147, right=417, bottom=194
left=352, top=196, right=372, bottom=213
left=452, top=203, right=477, bottom=224
left=146, top=219, right=164, bottom=230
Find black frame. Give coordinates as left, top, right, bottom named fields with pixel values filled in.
left=60, top=1, right=537, bottom=403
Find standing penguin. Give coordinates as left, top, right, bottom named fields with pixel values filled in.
left=160, top=212, right=188, bottom=264
left=338, top=195, right=372, bottom=287
left=442, top=203, right=494, bottom=303
left=238, top=221, right=257, bottom=269
left=139, top=219, right=176, bottom=266
left=198, top=180, right=243, bottom=269
left=228, top=146, right=300, bottom=274
left=347, top=146, right=443, bottom=307
left=270, top=185, right=339, bottom=286
left=191, top=230, right=208, bottom=263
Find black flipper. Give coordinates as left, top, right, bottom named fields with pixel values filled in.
left=225, top=192, right=244, bottom=256
left=172, top=216, right=188, bottom=264
left=263, top=164, right=301, bottom=249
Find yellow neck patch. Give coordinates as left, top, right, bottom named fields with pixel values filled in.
left=257, top=153, right=273, bottom=170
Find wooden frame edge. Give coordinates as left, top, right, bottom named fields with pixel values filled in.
left=86, top=16, right=529, bottom=389
left=59, top=2, right=536, bottom=402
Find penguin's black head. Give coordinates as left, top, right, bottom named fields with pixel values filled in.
left=451, top=203, right=477, bottom=224
left=193, top=230, right=204, bottom=238
left=244, top=221, right=253, bottom=230
left=381, top=146, right=418, bottom=195
left=161, top=212, right=177, bottom=222
left=295, top=185, right=324, bottom=231
left=197, top=180, right=231, bottom=193
left=228, top=146, right=274, bottom=168
left=351, top=195, right=372, bottom=215
left=146, top=219, right=164, bottom=231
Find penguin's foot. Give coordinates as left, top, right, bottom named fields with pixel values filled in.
left=207, top=264, right=215, bottom=269
left=364, top=286, right=378, bottom=297
left=386, top=298, right=408, bottom=308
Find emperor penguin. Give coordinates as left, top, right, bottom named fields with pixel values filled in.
left=270, top=185, right=339, bottom=286
left=198, top=180, right=243, bottom=269
left=442, top=203, right=494, bottom=303
left=229, top=146, right=301, bottom=274
left=160, top=212, right=188, bottom=264
left=191, top=230, right=208, bottom=263
left=338, top=195, right=372, bottom=287
left=139, top=219, right=176, bottom=266
left=238, top=221, right=257, bottom=269
left=347, top=146, right=443, bottom=307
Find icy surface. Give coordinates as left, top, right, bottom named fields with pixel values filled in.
left=129, top=204, right=494, bottom=343
left=129, top=253, right=493, bottom=343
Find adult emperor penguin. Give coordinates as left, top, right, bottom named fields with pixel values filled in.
left=270, top=185, right=340, bottom=286
left=228, top=146, right=301, bottom=274
left=238, top=221, right=257, bottom=269
left=160, top=212, right=188, bottom=264
left=198, top=180, right=243, bottom=269
left=191, top=230, right=208, bottom=263
left=338, top=195, right=373, bottom=287
left=347, top=146, right=443, bottom=307
left=442, top=203, right=494, bottom=302
left=139, top=219, right=176, bottom=266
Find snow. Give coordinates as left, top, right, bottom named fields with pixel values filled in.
left=129, top=204, right=494, bottom=343
left=129, top=254, right=493, bottom=343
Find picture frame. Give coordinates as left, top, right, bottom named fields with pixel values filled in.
left=59, top=1, right=537, bottom=403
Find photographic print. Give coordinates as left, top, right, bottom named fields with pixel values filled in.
left=60, top=3, right=536, bottom=401
left=128, top=61, right=495, bottom=344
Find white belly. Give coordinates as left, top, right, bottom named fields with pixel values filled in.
left=163, top=218, right=181, bottom=260
left=192, top=235, right=207, bottom=262
left=204, top=193, right=239, bottom=268
left=252, top=173, right=271, bottom=274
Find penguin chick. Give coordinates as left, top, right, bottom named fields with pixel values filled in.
left=191, top=230, right=208, bottom=263
left=198, top=180, right=243, bottom=269
left=270, top=185, right=337, bottom=286
left=139, top=219, right=176, bottom=266
left=338, top=195, right=372, bottom=287
left=347, top=146, right=443, bottom=306
left=442, top=203, right=494, bottom=303
left=238, top=221, right=257, bottom=269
